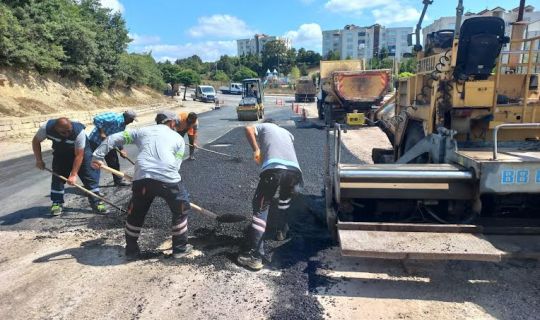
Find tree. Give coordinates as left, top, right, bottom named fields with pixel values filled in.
left=216, top=55, right=237, bottom=77
left=175, top=69, right=201, bottom=101
left=211, top=70, right=229, bottom=83
left=175, top=55, right=204, bottom=73
left=297, top=49, right=322, bottom=66
left=399, top=57, right=417, bottom=74
left=261, top=40, right=288, bottom=75
left=289, top=66, right=300, bottom=83
left=118, top=53, right=164, bottom=90
left=325, top=50, right=340, bottom=61
left=232, top=66, right=258, bottom=82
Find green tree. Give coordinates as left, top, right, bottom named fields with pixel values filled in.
left=289, top=66, right=300, bottom=83
left=176, top=69, right=201, bottom=101
left=212, top=70, right=229, bottom=83
left=261, top=40, right=288, bottom=75
left=238, top=54, right=262, bottom=76
left=232, top=66, right=258, bottom=82
left=118, top=53, right=164, bottom=90
left=399, top=57, right=417, bottom=73
left=325, top=50, right=340, bottom=61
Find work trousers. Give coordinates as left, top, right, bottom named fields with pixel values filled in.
left=50, top=149, right=100, bottom=205
left=125, top=179, right=191, bottom=252
left=90, top=141, right=122, bottom=184
left=248, top=168, right=302, bottom=256
left=178, top=131, right=195, bottom=156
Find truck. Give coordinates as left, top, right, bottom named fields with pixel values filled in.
left=295, top=77, right=317, bottom=102
left=324, top=0, right=540, bottom=261
left=191, top=85, right=216, bottom=103
left=219, top=82, right=242, bottom=95
left=317, top=60, right=390, bottom=124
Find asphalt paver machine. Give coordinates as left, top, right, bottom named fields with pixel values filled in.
left=325, top=0, right=540, bottom=261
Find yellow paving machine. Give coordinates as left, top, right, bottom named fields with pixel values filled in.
left=325, top=0, right=540, bottom=261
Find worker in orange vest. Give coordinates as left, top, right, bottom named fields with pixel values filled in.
left=176, top=112, right=199, bottom=160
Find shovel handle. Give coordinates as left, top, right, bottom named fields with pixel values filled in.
left=190, top=203, right=218, bottom=219
left=100, top=164, right=133, bottom=181
left=115, top=148, right=135, bottom=165
left=43, top=167, right=127, bottom=213
left=188, top=143, right=236, bottom=159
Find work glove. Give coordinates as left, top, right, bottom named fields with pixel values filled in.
left=253, top=149, right=262, bottom=165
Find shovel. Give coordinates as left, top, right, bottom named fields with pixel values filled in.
left=44, top=167, right=127, bottom=214
left=188, top=143, right=243, bottom=162
left=115, top=147, right=135, bottom=165
left=99, top=164, right=245, bottom=223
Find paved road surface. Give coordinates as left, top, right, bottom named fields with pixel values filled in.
left=0, top=93, right=294, bottom=229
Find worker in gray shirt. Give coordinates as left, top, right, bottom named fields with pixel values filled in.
left=32, top=117, right=106, bottom=216
left=238, top=120, right=303, bottom=271
left=91, top=110, right=192, bottom=260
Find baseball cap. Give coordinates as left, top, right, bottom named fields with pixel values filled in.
left=155, top=110, right=178, bottom=124
left=123, top=110, right=137, bottom=121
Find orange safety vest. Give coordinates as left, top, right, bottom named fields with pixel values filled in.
left=177, top=112, right=198, bottom=136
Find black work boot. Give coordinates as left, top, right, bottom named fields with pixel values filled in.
left=125, top=242, right=141, bottom=261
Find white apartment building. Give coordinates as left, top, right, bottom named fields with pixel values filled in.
left=237, top=34, right=292, bottom=56
left=322, top=24, right=413, bottom=61
left=423, top=5, right=540, bottom=45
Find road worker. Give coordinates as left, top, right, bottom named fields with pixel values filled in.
left=237, top=119, right=303, bottom=271
left=32, top=117, right=107, bottom=216
left=88, top=110, right=137, bottom=186
left=92, top=110, right=192, bottom=260
left=175, top=111, right=198, bottom=160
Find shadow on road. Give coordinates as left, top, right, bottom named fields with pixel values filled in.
left=33, top=238, right=127, bottom=267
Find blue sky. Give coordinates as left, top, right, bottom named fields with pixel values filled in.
left=99, top=0, right=534, bottom=62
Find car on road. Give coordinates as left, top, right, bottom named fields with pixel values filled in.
left=192, top=85, right=216, bottom=103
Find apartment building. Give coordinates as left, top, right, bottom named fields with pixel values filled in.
left=322, top=24, right=413, bottom=61
left=237, top=34, right=292, bottom=56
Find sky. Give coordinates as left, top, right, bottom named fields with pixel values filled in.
left=98, top=0, right=537, bottom=62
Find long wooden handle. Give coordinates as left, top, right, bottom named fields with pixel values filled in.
left=100, top=165, right=219, bottom=220
left=115, top=147, right=135, bottom=165
left=190, top=203, right=218, bottom=219
left=44, top=167, right=127, bottom=213
left=101, top=165, right=133, bottom=181
left=188, top=143, right=235, bottom=158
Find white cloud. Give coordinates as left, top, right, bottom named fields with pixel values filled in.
left=99, top=0, right=124, bottom=13
left=284, top=23, right=322, bottom=52
left=188, top=15, right=255, bottom=39
left=324, top=0, right=391, bottom=13
left=324, top=0, right=421, bottom=25
left=133, top=41, right=237, bottom=62
left=129, top=33, right=161, bottom=46
left=372, top=4, right=422, bottom=25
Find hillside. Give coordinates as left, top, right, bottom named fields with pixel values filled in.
left=0, top=68, right=168, bottom=117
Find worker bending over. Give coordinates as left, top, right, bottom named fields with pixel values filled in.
left=32, top=117, right=107, bottom=216
left=175, top=111, right=198, bottom=160
left=89, top=110, right=137, bottom=186
left=92, top=110, right=192, bottom=260
left=238, top=120, right=303, bottom=270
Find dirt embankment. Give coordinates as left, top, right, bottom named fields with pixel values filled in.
left=0, top=67, right=168, bottom=117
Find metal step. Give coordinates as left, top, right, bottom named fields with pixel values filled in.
left=339, top=163, right=473, bottom=183
left=338, top=222, right=540, bottom=261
